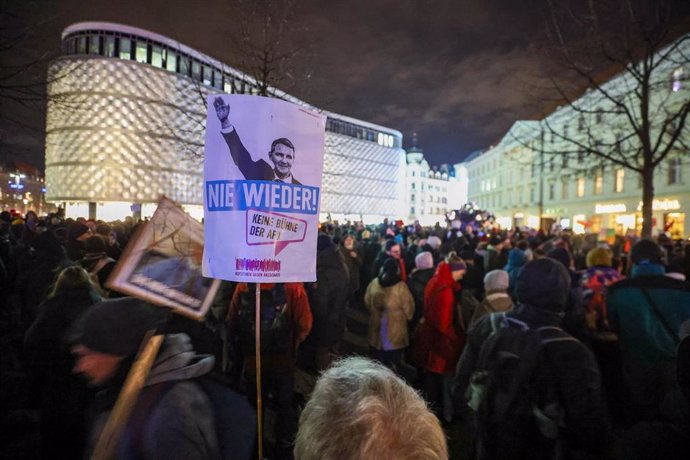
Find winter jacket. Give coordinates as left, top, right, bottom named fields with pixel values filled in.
left=310, top=246, right=350, bottom=346
left=417, top=262, right=465, bottom=374
left=364, top=277, right=414, bottom=351
left=227, top=282, right=313, bottom=374
left=407, top=267, right=435, bottom=332
left=456, top=304, right=608, bottom=459
left=87, top=334, right=220, bottom=459
left=607, top=264, right=690, bottom=411
left=469, top=290, right=513, bottom=327
left=339, top=244, right=362, bottom=296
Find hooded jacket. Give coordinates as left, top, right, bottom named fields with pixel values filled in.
left=416, top=261, right=465, bottom=374
left=364, top=274, right=414, bottom=351
left=87, top=334, right=220, bottom=459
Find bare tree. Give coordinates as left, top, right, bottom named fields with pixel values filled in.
left=519, top=0, right=690, bottom=237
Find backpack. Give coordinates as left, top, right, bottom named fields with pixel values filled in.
left=129, top=374, right=256, bottom=460
left=467, top=313, right=577, bottom=459
left=236, top=284, right=292, bottom=354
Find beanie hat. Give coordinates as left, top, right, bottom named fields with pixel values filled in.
left=69, top=297, right=166, bottom=356
left=547, top=247, right=572, bottom=270
left=631, top=239, right=663, bottom=265
left=415, top=251, right=434, bottom=270
left=586, top=247, right=613, bottom=268
left=484, top=269, right=509, bottom=292
left=378, top=258, right=401, bottom=287
left=426, top=235, right=442, bottom=250
left=317, top=233, right=335, bottom=252
left=516, top=258, right=571, bottom=312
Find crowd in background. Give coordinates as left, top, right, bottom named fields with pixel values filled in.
left=2, top=207, right=690, bottom=459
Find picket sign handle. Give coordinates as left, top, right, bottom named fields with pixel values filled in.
left=255, top=283, right=263, bottom=460
left=92, top=331, right=164, bottom=460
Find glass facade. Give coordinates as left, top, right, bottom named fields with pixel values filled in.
left=62, top=27, right=401, bottom=148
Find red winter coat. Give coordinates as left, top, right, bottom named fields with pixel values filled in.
left=415, top=262, right=465, bottom=374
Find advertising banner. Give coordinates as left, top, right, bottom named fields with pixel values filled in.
left=105, top=197, right=221, bottom=320
left=202, top=95, right=326, bottom=282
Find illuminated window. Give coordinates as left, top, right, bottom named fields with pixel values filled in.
left=77, top=36, right=87, bottom=54
left=179, top=56, right=190, bottom=76
left=576, top=177, right=585, bottom=197
left=104, top=36, right=115, bottom=57
left=202, top=65, right=212, bottom=86
left=673, top=67, right=684, bottom=92
left=615, top=168, right=624, bottom=192
left=594, top=171, right=603, bottom=195
left=89, top=35, right=100, bottom=54
left=151, top=45, right=163, bottom=67
left=166, top=50, right=177, bottom=72
left=119, top=38, right=131, bottom=60
left=135, top=41, right=148, bottom=63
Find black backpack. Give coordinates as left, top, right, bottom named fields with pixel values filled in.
left=236, top=284, right=292, bottom=354
left=129, top=374, right=257, bottom=460
left=467, top=313, right=577, bottom=459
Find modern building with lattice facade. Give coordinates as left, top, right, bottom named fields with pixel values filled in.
left=45, top=22, right=405, bottom=222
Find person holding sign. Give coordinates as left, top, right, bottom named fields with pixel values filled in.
left=214, top=96, right=302, bottom=184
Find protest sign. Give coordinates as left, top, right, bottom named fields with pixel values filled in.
left=202, top=95, right=326, bottom=282
left=106, top=197, right=221, bottom=320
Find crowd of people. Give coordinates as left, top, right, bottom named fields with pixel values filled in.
left=2, top=208, right=690, bottom=459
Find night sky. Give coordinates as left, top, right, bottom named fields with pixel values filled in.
left=2, top=0, right=690, bottom=169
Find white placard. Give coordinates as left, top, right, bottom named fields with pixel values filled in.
left=202, top=95, right=326, bottom=282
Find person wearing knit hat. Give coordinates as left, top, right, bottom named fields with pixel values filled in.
left=470, top=269, right=513, bottom=327
left=607, top=238, right=690, bottom=421
left=70, top=297, right=226, bottom=458
left=455, top=258, right=608, bottom=459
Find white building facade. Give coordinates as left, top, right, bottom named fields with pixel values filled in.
left=45, top=22, right=405, bottom=223
left=405, top=144, right=466, bottom=226
left=465, top=34, right=690, bottom=238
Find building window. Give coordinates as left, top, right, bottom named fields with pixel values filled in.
left=673, top=67, right=684, bottom=92
left=135, top=41, right=148, bottom=63
left=77, top=35, right=87, bottom=54
left=104, top=36, right=115, bottom=57
left=411, top=182, right=415, bottom=190
left=179, top=56, right=190, bottom=76
left=202, top=65, right=212, bottom=86
left=596, top=109, right=603, bottom=123
left=594, top=170, right=603, bottom=195
left=119, top=38, right=131, bottom=60
left=151, top=45, right=163, bottom=68
left=561, top=179, right=568, bottom=199
left=668, top=157, right=682, bottom=184
left=191, top=61, right=201, bottom=80
left=89, top=35, right=100, bottom=55
left=562, top=155, right=568, bottom=168
left=548, top=182, right=555, bottom=200
left=166, top=50, right=177, bottom=72
left=529, top=185, right=535, bottom=203
left=614, top=168, right=624, bottom=192
left=576, top=177, right=585, bottom=197
left=410, top=206, right=415, bottom=214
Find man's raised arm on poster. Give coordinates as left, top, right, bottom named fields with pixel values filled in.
left=214, top=97, right=301, bottom=184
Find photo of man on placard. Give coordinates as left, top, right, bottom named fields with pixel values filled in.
left=214, top=96, right=302, bottom=184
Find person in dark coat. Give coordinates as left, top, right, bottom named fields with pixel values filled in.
left=64, top=222, right=91, bottom=262
left=306, top=234, right=350, bottom=371
left=79, top=236, right=116, bottom=296
left=406, top=251, right=435, bottom=335
left=339, top=234, right=362, bottom=306
left=24, top=266, right=102, bottom=459
left=455, top=258, right=608, bottom=460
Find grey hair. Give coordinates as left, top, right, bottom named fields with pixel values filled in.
left=294, top=356, right=448, bottom=460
